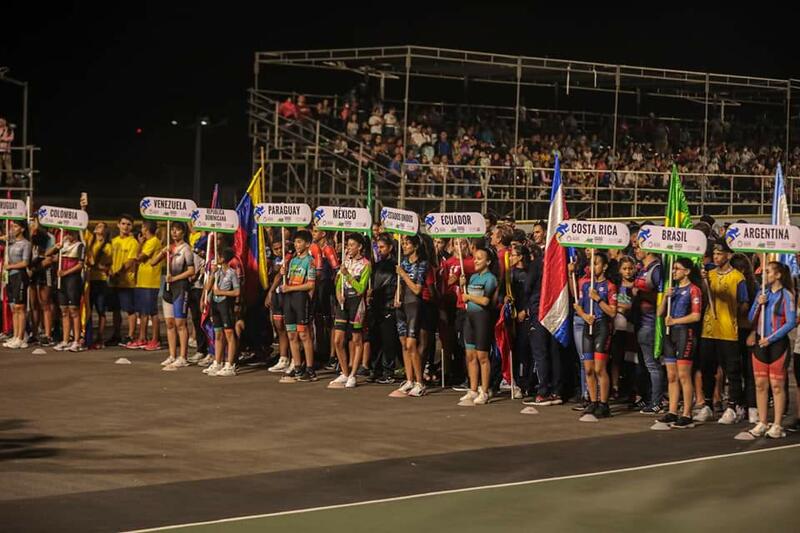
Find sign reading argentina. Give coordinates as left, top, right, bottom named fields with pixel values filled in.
left=139, top=197, right=197, bottom=222
left=36, top=206, right=89, bottom=231
left=555, top=221, right=629, bottom=249
left=380, top=207, right=419, bottom=236
left=725, top=223, right=800, bottom=254
left=0, top=199, right=27, bottom=221
left=637, top=225, right=706, bottom=258
left=254, top=203, right=312, bottom=227
left=190, top=208, right=239, bottom=234
left=313, top=206, right=372, bottom=232
left=423, top=212, right=486, bottom=238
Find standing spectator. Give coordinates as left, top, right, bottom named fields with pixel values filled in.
left=368, top=107, right=384, bottom=137
left=383, top=107, right=398, bottom=137
left=278, top=97, right=298, bottom=120
left=0, top=118, right=13, bottom=185
left=128, top=220, right=162, bottom=351
left=434, top=131, right=452, bottom=158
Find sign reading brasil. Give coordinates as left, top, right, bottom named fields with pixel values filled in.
left=637, top=225, right=707, bottom=258
left=140, top=197, right=197, bottom=222
left=313, top=206, right=372, bottom=232
left=36, top=206, right=89, bottom=231
left=0, top=199, right=27, bottom=221
left=725, top=223, right=800, bottom=255
left=254, top=203, right=312, bottom=227
left=380, top=207, right=419, bottom=236
left=555, top=221, right=629, bottom=249
left=423, top=212, right=486, bottom=238
left=190, top=208, right=240, bottom=234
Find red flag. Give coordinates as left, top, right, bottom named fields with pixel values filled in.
left=495, top=302, right=513, bottom=384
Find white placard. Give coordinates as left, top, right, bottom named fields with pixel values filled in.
left=725, top=223, right=800, bottom=254
left=190, top=208, right=239, bottom=234
left=380, top=207, right=419, bottom=236
left=254, top=203, right=312, bottom=227
left=423, top=212, right=486, bottom=238
left=555, top=221, right=629, bottom=249
left=637, top=225, right=707, bottom=258
left=139, top=196, right=197, bottom=222
left=0, top=199, right=27, bottom=221
left=36, top=205, right=89, bottom=231
left=312, top=206, right=372, bottom=232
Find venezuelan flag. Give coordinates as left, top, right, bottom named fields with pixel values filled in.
left=234, top=168, right=268, bottom=308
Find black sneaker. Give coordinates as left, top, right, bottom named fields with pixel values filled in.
left=671, top=416, right=695, bottom=429
left=595, top=402, right=611, bottom=418
left=39, top=336, right=53, bottom=347
left=452, top=380, right=470, bottom=392
left=572, top=399, right=590, bottom=412
left=280, top=367, right=302, bottom=383
left=582, top=402, right=598, bottom=417
left=119, top=336, right=133, bottom=347
left=657, top=412, right=679, bottom=425
left=629, top=398, right=647, bottom=411
left=356, top=366, right=371, bottom=378
left=785, top=420, right=800, bottom=433
left=640, top=405, right=663, bottom=416
left=297, top=368, right=317, bottom=382
left=105, top=336, right=121, bottom=347
left=376, top=375, right=395, bottom=385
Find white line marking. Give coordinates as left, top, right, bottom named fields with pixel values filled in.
left=125, top=443, right=800, bottom=532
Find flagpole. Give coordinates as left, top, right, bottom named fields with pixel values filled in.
left=57, top=229, right=64, bottom=290
left=281, top=227, right=286, bottom=285
left=340, top=230, right=345, bottom=310
left=166, top=220, right=171, bottom=292
left=588, top=247, right=594, bottom=335
left=665, top=255, right=673, bottom=335
left=394, top=233, right=401, bottom=306
left=760, top=252, right=766, bottom=338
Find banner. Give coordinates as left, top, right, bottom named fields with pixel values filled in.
left=637, top=225, right=706, bottom=258
left=139, top=196, right=197, bottom=222
left=190, top=208, right=240, bottom=234
left=0, top=199, right=27, bottom=220
left=254, top=203, right=312, bottom=227
left=36, top=206, right=89, bottom=231
left=313, top=206, right=372, bottom=232
left=380, top=207, right=419, bottom=236
left=554, top=220, right=629, bottom=249
left=725, top=223, right=800, bottom=255
left=423, top=212, right=486, bottom=238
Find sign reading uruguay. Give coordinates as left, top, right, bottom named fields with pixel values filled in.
left=725, top=223, right=800, bottom=255
left=423, top=212, right=486, bottom=238
left=555, top=221, right=629, bottom=249
left=0, top=199, right=27, bottom=221
left=313, top=206, right=372, bottom=232
left=139, top=197, right=197, bottom=222
left=254, top=203, right=312, bottom=227
left=36, top=205, right=89, bottom=231
left=190, top=208, right=239, bottom=234
left=380, top=207, right=419, bottom=236
left=637, top=225, right=706, bottom=258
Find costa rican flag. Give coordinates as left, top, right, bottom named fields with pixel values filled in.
left=538, top=155, right=571, bottom=345
left=771, top=163, right=799, bottom=275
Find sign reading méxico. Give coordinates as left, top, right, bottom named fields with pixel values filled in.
left=313, top=206, right=372, bottom=232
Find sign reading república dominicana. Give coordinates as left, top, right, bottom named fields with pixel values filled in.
left=313, top=206, right=372, bottom=232
left=140, top=196, right=197, bottom=222
left=637, top=225, right=707, bottom=258
left=190, top=208, right=240, bottom=234
left=254, top=203, right=312, bottom=227
left=555, top=221, right=629, bottom=249
left=380, top=207, right=419, bottom=236
left=725, top=223, right=800, bottom=254
left=423, top=212, right=486, bottom=238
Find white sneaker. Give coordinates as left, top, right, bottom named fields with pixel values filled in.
left=52, top=340, right=69, bottom=351
left=499, top=379, right=512, bottom=391
left=188, top=338, right=197, bottom=349
left=693, top=405, right=713, bottom=422
left=328, top=374, right=348, bottom=387
left=408, top=382, right=427, bottom=397
left=748, top=422, right=769, bottom=437
left=17, top=340, right=28, bottom=349
left=67, top=342, right=82, bottom=352
left=345, top=375, right=357, bottom=388
left=460, top=390, right=478, bottom=402
left=269, top=357, right=290, bottom=373
left=187, top=352, right=205, bottom=364
left=5, top=338, right=22, bottom=349
left=203, top=361, right=221, bottom=375
left=198, top=355, right=213, bottom=367
left=748, top=408, right=759, bottom=424
left=215, top=364, right=236, bottom=377
left=160, top=356, right=176, bottom=366
left=170, top=358, right=189, bottom=368
left=766, top=424, right=786, bottom=439
left=718, top=407, right=739, bottom=425
left=473, top=390, right=489, bottom=405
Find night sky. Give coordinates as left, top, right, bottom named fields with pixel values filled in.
left=3, top=3, right=796, bottom=205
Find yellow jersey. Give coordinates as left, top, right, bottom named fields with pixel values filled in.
left=701, top=267, right=748, bottom=341
left=136, top=236, right=163, bottom=289
left=110, top=235, right=140, bottom=288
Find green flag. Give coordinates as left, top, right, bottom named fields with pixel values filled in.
left=654, top=165, right=694, bottom=358
left=366, top=168, right=374, bottom=237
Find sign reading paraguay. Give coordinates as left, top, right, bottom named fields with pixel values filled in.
left=36, top=206, right=89, bottom=231
left=190, top=208, right=240, bottom=234
left=380, top=207, right=419, bottom=236
left=313, top=206, right=372, bottom=232
left=725, top=223, right=800, bottom=254
left=555, top=221, right=629, bottom=249
left=254, top=203, right=312, bottom=227
left=139, top=197, right=197, bottom=222
left=423, top=212, right=486, bottom=238
left=637, top=225, right=707, bottom=258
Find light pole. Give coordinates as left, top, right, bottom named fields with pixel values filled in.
left=171, top=116, right=216, bottom=203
